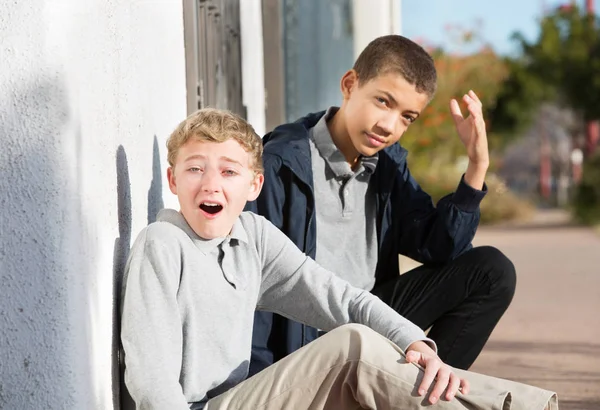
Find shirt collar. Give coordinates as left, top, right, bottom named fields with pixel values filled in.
left=157, top=208, right=248, bottom=254
left=311, top=107, right=379, bottom=178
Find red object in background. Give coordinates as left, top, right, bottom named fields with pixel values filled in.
left=585, top=0, right=597, bottom=156
left=586, top=121, right=600, bottom=156
left=540, top=156, right=552, bottom=199
left=540, top=132, right=552, bottom=199
left=559, top=4, right=574, bottom=12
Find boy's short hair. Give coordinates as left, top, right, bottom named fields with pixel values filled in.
left=353, top=35, right=437, bottom=100
left=167, top=108, right=264, bottom=173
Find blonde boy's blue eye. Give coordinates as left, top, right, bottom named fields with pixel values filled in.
left=189, top=167, right=202, bottom=172
left=223, top=169, right=238, bottom=176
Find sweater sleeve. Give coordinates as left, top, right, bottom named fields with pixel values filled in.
left=120, top=227, right=189, bottom=410
left=254, top=216, right=436, bottom=353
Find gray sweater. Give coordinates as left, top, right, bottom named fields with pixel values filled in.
left=120, top=209, right=435, bottom=409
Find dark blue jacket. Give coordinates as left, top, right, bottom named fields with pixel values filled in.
left=245, top=111, right=486, bottom=376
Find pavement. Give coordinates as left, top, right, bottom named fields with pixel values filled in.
left=469, top=209, right=600, bottom=409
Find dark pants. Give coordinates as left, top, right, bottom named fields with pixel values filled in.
left=371, top=246, right=516, bottom=369
left=249, top=246, right=516, bottom=376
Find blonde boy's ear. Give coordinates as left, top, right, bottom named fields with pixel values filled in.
left=340, top=69, right=358, bottom=100
left=247, top=172, right=264, bottom=202
left=167, top=167, right=178, bottom=195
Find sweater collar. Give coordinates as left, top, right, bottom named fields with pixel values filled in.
left=157, top=208, right=248, bottom=254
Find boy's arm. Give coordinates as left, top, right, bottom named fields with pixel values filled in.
left=394, top=162, right=486, bottom=264
left=396, top=91, right=489, bottom=264
left=255, top=217, right=435, bottom=353
left=120, top=229, right=189, bottom=409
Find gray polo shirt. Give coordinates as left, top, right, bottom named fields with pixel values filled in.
left=120, top=209, right=433, bottom=409
left=309, top=107, right=379, bottom=290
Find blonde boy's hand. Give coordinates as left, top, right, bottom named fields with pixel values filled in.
left=450, top=90, right=489, bottom=168
left=405, top=341, right=470, bottom=404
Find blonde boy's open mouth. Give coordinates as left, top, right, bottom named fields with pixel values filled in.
left=199, top=202, right=223, bottom=216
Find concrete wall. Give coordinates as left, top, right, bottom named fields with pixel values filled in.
left=240, top=0, right=266, bottom=137
left=0, top=0, right=185, bottom=408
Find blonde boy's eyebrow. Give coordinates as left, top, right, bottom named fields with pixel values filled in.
left=220, top=156, right=244, bottom=167
left=183, top=154, right=207, bottom=162
left=183, top=154, right=244, bottom=167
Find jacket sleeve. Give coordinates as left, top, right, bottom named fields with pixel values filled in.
left=394, top=160, right=486, bottom=265
left=244, top=154, right=288, bottom=374
left=120, top=228, right=189, bottom=410
left=244, top=154, right=286, bottom=231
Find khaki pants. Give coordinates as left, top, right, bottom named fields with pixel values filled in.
left=207, top=324, right=558, bottom=410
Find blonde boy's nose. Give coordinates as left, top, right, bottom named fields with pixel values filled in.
left=200, top=169, right=221, bottom=193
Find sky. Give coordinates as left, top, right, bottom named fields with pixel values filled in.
left=401, top=0, right=576, bottom=55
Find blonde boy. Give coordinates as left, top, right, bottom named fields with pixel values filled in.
left=120, top=108, right=557, bottom=409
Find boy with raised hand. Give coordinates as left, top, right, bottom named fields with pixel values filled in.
left=120, top=108, right=557, bottom=410
left=246, top=35, right=516, bottom=375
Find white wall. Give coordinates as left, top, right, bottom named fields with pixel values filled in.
left=352, top=0, right=402, bottom=59
left=240, top=0, right=266, bottom=137
left=0, top=0, right=185, bottom=408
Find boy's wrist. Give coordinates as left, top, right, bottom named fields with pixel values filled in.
left=451, top=174, right=487, bottom=212
left=464, top=161, right=488, bottom=191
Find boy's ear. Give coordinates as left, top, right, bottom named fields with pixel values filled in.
left=340, top=69, right=359, bottom=99
left=167, top=167, right=177, bottom=195
left=247, top=173, right=264, bottom=202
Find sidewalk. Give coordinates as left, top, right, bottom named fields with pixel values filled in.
left=470, top=209, right=600, bottom=410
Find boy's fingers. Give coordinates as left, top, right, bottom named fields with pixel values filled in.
left=444, top=372, right=461, bottom=400
left=467, top=101, right=482, bottom=119
left=450, top=99, right=463, bottom=123
left=429, top=367, right=451, bottom=404
left=468, top=89, right=482, bottom=105
left=460, top=377, right=471, bottom=395
left=405, top=351, right=420, bottom=363
left=405, top=351, right=427, bottom=373
left=418, top=359, right=439, bottom=396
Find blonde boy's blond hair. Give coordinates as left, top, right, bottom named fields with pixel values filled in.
left=167, top=108, right=264, bottom=173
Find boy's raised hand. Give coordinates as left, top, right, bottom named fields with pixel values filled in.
left=405, top=341, right=470, bottom=404
left=450, top=90, right=489, bottom=169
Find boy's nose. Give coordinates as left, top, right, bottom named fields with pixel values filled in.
left=200, top=170, right=221, bottom=193
left=376, top=113, right=398, bottom=136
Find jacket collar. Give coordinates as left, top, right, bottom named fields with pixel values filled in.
left=262, top=111, right=325, bottom=187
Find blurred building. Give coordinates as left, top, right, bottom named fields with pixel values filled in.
left=499, top=103, right=580, bottom=206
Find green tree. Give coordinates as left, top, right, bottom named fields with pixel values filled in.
left=491, top=5, right=600, bottom=223
left=490, top=5, right=600, bottom=131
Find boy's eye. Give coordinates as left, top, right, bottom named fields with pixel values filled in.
left=376, top=97, right=388, bottom=106
left=403, top=115, right=416, bottom=124
left=189, top=167, right=203, bottom=172
left=222, top=169, right=238, bottom=176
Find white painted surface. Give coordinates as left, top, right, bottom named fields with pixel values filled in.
left=352, top=0, right=402, bottom=59
left=240, top=0, right=266, bottom=137
left=0, top=0, right=185, bottom=408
